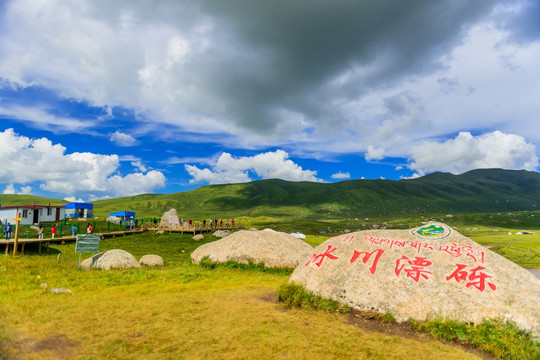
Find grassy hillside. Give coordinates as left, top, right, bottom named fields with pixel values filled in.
left=1, top=169, right=539, bottom=221
left=92, top=168, right=540, bottom=219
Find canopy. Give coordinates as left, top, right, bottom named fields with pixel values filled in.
left=109, top=211, right=136, bottom=218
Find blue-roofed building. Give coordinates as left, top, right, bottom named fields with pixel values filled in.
left=64, top=202, right=93, bottom=218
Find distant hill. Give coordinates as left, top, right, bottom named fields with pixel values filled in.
left=1, top=169, right=538, bottom=220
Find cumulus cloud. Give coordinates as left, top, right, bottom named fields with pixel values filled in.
left=331, top=172, right=350, bottom=180
left=185, top=150, right=322, bottom=184
left=365, top=146, right=385, bottom=161
left=0, top=128, right=166, bottom=198
left=131, top=160, right=147, bottom=172
left=409, top=131, right=539, bottom=175
left=2, top=184, right=32, bottom=194
left=109, top=131, right=138, bottom=146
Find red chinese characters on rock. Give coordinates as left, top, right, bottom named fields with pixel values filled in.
left=446, top=264, right=496, bottom=292
left=395, top=255, right=433, bottom=282
left=305, top=245, right=339, bottom=267
left=350, top=249, right=384, bottom=274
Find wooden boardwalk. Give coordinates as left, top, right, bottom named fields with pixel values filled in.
left=2, top=224, right=243, bottom=255
left=1, top=229, right=146, bottom=255
left=146, top=224, right=243, bottom=234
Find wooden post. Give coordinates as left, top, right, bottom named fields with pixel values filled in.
left=12, top=212, right=22, bottom=256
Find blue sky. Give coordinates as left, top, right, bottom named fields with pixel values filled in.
left=0, top=0, right=539, bottom=201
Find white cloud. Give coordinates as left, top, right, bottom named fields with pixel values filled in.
left=365, top=146, right=385, bottom=161
left=185, top=150, right=322, bottom=184
left=131, top=160, right=147, bottom=172
left=2, top=184, right=31, bottom=194
left=331, top=171, right=350, bottom=179
left=0, top=128, right=166, bottom=198
left=109, top=131, right=138, bottom=146
left=64, top=196, right=85, bottom=203
left=409, top=131, right=539, bottom=175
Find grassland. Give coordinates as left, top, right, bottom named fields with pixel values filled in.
left=0, top=231, right=495, bottom=360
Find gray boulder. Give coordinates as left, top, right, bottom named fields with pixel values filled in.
left=193, top=234, right=204, bottom=241
left=139, top=254, right=164, bottom=267
left=81, top=249, right=141, bottom=270
left=191, top=228, right=313, bottom=268
left=212, top=230, right=231, bottom=238
left=290, top=222, right=540, bottom=337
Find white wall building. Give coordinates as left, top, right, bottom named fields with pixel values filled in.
left=0, top=205, right=65, bottom=226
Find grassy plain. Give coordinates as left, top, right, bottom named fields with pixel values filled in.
left=1, top=231, right=490, bottom=360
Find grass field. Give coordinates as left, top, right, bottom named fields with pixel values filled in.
left=0, top=231, right=496, bottom=360
left=1, top=219, right=539, bottom=359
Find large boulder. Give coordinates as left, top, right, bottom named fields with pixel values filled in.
left=290, top=222, right=540, bottom=337
left=139, top=254, right=164, bottom=267
left=81, top=249, right=141, bottom=270
left=192, top=228, right=313, bottom=268
left=161, top=209, right=180, bottom=228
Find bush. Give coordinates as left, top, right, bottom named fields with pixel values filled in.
left=414, top=318, right=540, bottom=360
left=277, top=282, right=349, bottom=313
left=198, top=256, right=294, bottom=275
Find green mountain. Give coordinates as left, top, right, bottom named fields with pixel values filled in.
left=1, top=169, right=538, bottom=220
left=92, top=168, right=540, bottom=219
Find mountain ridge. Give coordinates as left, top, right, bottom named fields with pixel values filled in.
left=1, top=168, right=538, bottom=219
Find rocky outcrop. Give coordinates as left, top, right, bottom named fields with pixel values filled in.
left=161, top=209, right=180, bottom=228
left=191, top=228, right=313, bottom=268
left=289, top=223, right=540, bottom=337
left=139, top=254, right=164, bottom=267
left=81, top=249, right=141, bottom=270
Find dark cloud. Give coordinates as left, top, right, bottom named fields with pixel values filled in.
left=193, top=0, right=497, bottom=135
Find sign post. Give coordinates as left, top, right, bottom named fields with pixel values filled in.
left=75, top=234, right=101, bottom=269
left=12, top=212, right=22, bottom=256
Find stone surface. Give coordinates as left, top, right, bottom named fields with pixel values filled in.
left=191, top=228, right=313, bottom=268
left=212, top=230, right=231, bottom=238
left=49, top=287, right=74, bottom=294
left=106, top=216, right=122, bottom=224
left=161, top=209, right=180, bottom=228
left=289, top=222, right=540, bottom=337
left=193, top=234, right=204, bottom=241
left=139, top=254, right=164, bottom=267
left=81, top=249, right=141, bottom=270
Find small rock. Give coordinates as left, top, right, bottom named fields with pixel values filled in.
left=139, top=254, right=164, bottom=267
left=40, top=283, right=48, bottom=289
left=49, top=287, right=73, bottom=294
left=193, top=234, right=204, bottom=241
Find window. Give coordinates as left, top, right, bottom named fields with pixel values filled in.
left=22, top=209, right=28, bottom=217
left=47, top=208, right=52, bottom=216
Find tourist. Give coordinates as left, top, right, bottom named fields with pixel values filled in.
left=71, top=224, right=77, bottom=236
left=189, top=218, right=192, bottom=227
left=51, top=225, right=56, bottom=239
left=4, top=222, right=12, bottom=240
left=37, top=225, right=44, bottom=239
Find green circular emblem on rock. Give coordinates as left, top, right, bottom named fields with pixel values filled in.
left=412, top=223, right=451, bottom=240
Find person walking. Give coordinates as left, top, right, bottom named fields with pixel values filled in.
left=4, top=223, right=12, bottom=240
left=71, top=224, right=77, bottom=236
left=51, top=224, right=56, bottom=239
left=37, top=225, right=44, bottom=239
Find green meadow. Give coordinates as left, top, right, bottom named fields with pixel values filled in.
left=1, top=218, right=539, bottom=359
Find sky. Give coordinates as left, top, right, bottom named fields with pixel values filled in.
left=0, top=0, right=539, bottom=202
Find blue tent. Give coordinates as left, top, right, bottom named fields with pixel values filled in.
left=109, top=211, right=136, bottom=220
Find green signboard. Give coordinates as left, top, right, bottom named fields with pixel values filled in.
left=75, top=234, right=101, bottom=253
